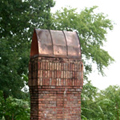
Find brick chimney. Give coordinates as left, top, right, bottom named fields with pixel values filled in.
left=28, top=29, right=83, bottom=120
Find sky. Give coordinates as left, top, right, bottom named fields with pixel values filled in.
left=51, top=0, right=120, bottom=90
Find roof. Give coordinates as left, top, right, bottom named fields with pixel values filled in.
left=30, top=29, right=81, bottom=59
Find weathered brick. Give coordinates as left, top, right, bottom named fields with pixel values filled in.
left=29, top=56, right=83, bottom=120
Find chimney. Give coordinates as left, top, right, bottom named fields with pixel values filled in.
left=28, top=29, right=83, bottom=120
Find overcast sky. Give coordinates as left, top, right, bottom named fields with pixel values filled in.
left=51, top=0, right=120, bottom=90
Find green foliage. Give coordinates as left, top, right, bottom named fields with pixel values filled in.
left=96, top=86, right=120, bottom=120
left=0, top=90, right=30, bottom=120
left=0, top=0, right=55, bottom=99
left=81, top=81, right=98, bottom=119
left=52, top=6, right=114, bottom=77
left=81, top=84, right=120, bottom=120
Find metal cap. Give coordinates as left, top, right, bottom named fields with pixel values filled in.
left=30, top=29, right=81, bottom=58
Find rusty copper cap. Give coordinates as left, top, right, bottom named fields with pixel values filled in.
left=30, top=29, right=81, bottom=58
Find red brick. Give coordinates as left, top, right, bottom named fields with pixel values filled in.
left=29, top=57, right=83, bottom=120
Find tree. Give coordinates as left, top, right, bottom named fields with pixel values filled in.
left=51, top=7, right=116, bottom=119
left=96, top=86, right=120, bottom=120
left=0, top=91, right=30, bottom=120
left=0, top=0, right=55, bottom=99
left=0, top=1, right=55, bottom=119
left=81, top=84, right=120, bottom=120
left=81, top=81, right=99, bottom=119
left=51, top=6, right=114, bottom=78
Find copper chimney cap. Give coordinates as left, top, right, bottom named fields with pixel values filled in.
left=30, top=29, right=81, bottom=58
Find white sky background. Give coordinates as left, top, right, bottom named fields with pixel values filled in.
left=51, top=0, right=120, bottom=90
